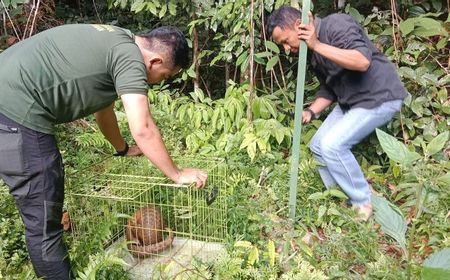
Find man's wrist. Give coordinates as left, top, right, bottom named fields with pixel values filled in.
left=311, top=41, right=322, bottom=53
left=170, top=168, right=183, bottom=183
left=113, top=142, right=129, bottom=156
left=305, top=108, right=316, bottom=120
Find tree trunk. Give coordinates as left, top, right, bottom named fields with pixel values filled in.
left=225, top=62, right=230, bottom=87
left=337, top=0, right=346, bottom=9
left=192, top=25, right=200, bottom=91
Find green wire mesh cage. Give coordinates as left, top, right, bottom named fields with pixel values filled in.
left=66, top=156, right=227, bottom=277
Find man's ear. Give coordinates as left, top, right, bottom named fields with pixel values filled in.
left=294, top=19, right=302, bottom=30
left=148, top=57, right=163, bottom=69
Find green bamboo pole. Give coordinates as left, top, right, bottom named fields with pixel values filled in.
left=288, top=0, right=311, bottom=220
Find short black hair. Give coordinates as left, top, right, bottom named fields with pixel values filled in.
left=266, top=6, right=302, bottom=38
left=141, top=26, right=189, bottom=69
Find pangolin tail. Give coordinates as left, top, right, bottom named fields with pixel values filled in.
left=128, top=228, right=174, bottom=258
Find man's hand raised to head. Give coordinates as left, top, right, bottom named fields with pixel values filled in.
left=297, top=12, right=320, bottom=50
left=174, top=168, right=208, bottom=189
left=296, top=11, right=371, bottom=71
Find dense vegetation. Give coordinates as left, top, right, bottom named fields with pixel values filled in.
left=0, top=0, right=449, bottom=279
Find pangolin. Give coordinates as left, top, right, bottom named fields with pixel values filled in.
left=125, top=206, right=174, bottom=258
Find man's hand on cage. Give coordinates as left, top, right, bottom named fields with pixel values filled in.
left=174, top=168, right=208, bottom=189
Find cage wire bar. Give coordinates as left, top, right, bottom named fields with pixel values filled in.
left=289, top=0, right=311, bottom=221
left=66, top=156, right=227, bottom=276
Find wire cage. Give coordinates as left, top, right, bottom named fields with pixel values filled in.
left=66, top=156, right=227, bottom=277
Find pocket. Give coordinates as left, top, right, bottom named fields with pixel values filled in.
left=0, top=123, right=25, bottom=174
left=43, top=200, right=67, bottom=261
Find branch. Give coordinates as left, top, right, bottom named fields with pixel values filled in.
left=192, top=24, right=200, bottom=90
left=2, top=11, right=7, bottom=35
left=200, top=75, right=212, bottom=98
left=390, top=0, right=402, bottom=64
left=28, top=0, right=41, bottom=38
left=22, top=0, right=35, bottom=39
left=260, top=1, right=291, bottom=106
left=92, top=0, right=102, bottom=23
left=0, top=0, right=20, bottom=39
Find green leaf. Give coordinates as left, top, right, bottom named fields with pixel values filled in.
left=177, top=104, right=187, bottom=122
left=210, top=53, right=223, bottom=66
left=247, top=141, right=256, bottom=161
left=409, top=5, right=427, bottom=17
left=413, top=17, right=444, bottom=37
left=168, top=1, right=176, bottom=16
left=436, top=37, right=448, bottom=50
left=146, top=1, right=157, bottom=15
left=186, top=68, right=196, bottom=79
left=265, top=41, right=280, bottom=54
left=266, top=56, right=279, bottom=72
left=252, top=99, right=261, bottom=118
left=308, top=192, right=325, bottom=200
left=327, top=207, right=342, bottom=216
left=422, top=248, right=450, bottom=280
left=158, top=4, right=167, bottom=18
left=399, top=18, right=415, bottom=35
left=318, top=205, right=327, bottom=220
left=425, top=131, right=449, bottom=156
left=131, top=3, right=146, bottom=13
left=267, top=240, right=276, bottom=267
left=372, top=195, right=407, bottom=254
left=393, top=163, right=401, bottom=178
left=255, top=51, right=272, bottom=58
left=347, top=7, right=364, bottom=24
left=236, top=52, right=248, bottom=66
left=376, top=129, right=421, bottom=166
left=273, top=128, right=285, bottom=145
left=431, top=0, right=442, bottom=11
left=437, top=173, right=450, bottom=186
left=254, top=56, right=265, bottom=65
left=256, top=138, right=268, bottom=153
left=327, top=189, right=348, bottom=199
left=234, top=241, right=253, bottom=248
left=247, top=246, right=259, bottom=267
left=194, top=111, right=202, bottom=128
left=240, top=133, right=256, bottom=149
left=233, top=21, right=243, bottom=34
left=240, top=55, right=250, bottom=75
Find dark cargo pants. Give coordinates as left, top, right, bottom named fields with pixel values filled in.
left=0, top=113, right=73, bottom=279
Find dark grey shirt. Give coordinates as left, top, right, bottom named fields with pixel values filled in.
left=311, top=14, right=407, bottom=109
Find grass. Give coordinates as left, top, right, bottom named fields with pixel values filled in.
left=0, top=111, right=448, bottom=280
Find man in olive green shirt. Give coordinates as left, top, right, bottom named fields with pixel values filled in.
left=0, top=24, right=206, bottom=279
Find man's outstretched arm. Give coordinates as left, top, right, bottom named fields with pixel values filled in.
left=120, top=93, right=207, bottom=188
left=94, top=102, right=141, bottom=156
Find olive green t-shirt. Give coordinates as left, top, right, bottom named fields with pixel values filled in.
left=0, top=24, right=148, bottom=134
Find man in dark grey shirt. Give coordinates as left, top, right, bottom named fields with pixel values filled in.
left=267, top=6, right=406, bottom=220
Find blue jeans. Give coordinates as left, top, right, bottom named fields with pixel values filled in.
left=309, top=99, right=403, bottom=206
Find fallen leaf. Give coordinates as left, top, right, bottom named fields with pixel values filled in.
left=6, top=36, right=18, bottom=46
